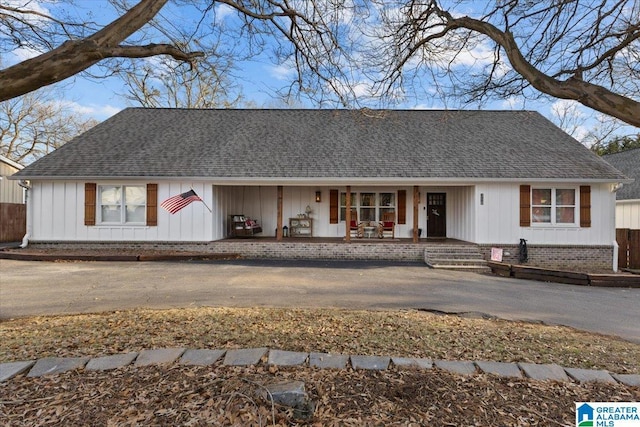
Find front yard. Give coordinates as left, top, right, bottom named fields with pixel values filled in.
left=1, top=308, right=638, bottom=425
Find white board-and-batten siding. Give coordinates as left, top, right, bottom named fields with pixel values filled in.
left=475, top=182, right=615, bottom=245
left=615, top=200, right=640, bottom=229
left=27, top=181, right=616, bottom=246
left=0, top=160, right=24, bottom=204
left=29, top=181, right=213, bottom=242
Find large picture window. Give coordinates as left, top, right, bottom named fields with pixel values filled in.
left=340, top=192, right=396, bottom=222
left=98, top=185, right=146, bottom=224
left=531, top=188, right=576, bottom=225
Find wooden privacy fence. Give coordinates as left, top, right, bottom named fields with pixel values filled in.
left=0, top=203, right=26, bottom=242
left=617, top=228, right=640, bottom=270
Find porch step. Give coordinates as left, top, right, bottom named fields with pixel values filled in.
left=428, top=259, right=489, bottom=267
left=424, top=244, right=490, bottom=273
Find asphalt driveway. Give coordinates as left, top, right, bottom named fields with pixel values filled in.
left=1, top=259, right=638, bottom=343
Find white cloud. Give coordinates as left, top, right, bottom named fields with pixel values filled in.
left=351, top=82, right=373, bottom=98
left=214, top=4, right=235, bottom=24
left=4, top=0, right=51, bottom=20
left=3, top=1, right=55, bottom=64
left=57, top=100, right=122, bottom=120
left=410, top=104, right=446, bottom=110
left=267, top=64, right=296, bottom=81
left=551, top=99, right=584, bottom=118
left=549, top=99, right=591, bottom=142
left=9, top=46, right=42, bottom=62
left=448, top=43, right=495, bottom=67
left=326, top=77, right=376, bottom=101
left=500, top=97, right=524, bottom=109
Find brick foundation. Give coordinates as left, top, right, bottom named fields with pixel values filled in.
left=26, top=240, right=426, bottom=262
left=478, top=244, right=613, bottom=271
left=25, top=240, right=614, bottom=271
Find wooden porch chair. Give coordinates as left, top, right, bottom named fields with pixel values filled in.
left=349, top=209, right=364, bottom=238
left=379, top=212, right=395, bottom=239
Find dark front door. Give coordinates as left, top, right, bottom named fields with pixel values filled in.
left=427, top=193, right=446, bottom=238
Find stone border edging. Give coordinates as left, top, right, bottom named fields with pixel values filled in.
left=1, top=348, right=638, bottom=387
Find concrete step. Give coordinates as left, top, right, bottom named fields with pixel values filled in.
left=428, top=253, right=486, bottom=260
left=428, top=264, right=492, bottom=273
left=424, top=244, right=488, bottom=272
left=427, top=258, right=488, bottom=266
left=426, top=248, right=481, bottom=254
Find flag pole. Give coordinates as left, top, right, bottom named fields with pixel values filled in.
left=201, top=199, right=213, bottom=213
left=192, top=187, right=213, bottom=213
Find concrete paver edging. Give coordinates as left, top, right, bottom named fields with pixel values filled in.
left=134, top=348, right=186, bottom=367
left=517, top=362, right=570, bottom=382
left=26, top=357, right=91, bottom=378
left=180, top=349, right=226, bottom=366
left=86, top=353, right=138, bottom=371
left=0, top=361, right=35, bottom=382
left=474, top=360, right=523, bottom=379
left=564, top=367, right=617, bottom=384
left=309, top=352, right=349, bottom=369
left=1, top=348, right=638, bottom=388
left=434, top=360, right=477, bottom=376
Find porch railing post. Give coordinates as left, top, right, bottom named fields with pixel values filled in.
left=277, top=185, right=283, bottom=241
left=345, top=186, right=351, bottom=242
left=413, top=186, right=420, bottom=243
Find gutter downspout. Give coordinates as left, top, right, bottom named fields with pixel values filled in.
left=610, top=182, right=622, bottom=273
left=18, top=180, right=30, bottom=248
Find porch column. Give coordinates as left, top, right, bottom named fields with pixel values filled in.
left=345, top=185, right=351, bottom=242
left=413, top=185, right=419, bottom=243
left=277, top=185, right=283, bottom=241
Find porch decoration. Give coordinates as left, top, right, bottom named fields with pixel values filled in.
left=161, top=189, right=211, bottom=214
left=228, top=214, right=263, bottom=237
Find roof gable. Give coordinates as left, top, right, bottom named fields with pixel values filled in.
left=603, top=148, right=640, bottom=200
left=14, top=108, right=626, bottom=182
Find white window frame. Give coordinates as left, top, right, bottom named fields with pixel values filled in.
left=531, top=187, right=578, bottom=226
left=339, top=191, right=396, bottom=222
left=97, top=184, right=146, bottom=225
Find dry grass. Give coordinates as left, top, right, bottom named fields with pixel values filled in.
left=2, top=308, right=639, bottom=426
left=2, top=364, right=637, bottom=426
left=1, top=307, right=638, bottom=374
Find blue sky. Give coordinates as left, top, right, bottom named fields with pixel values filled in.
left=4, top=0, right=633, bottom=143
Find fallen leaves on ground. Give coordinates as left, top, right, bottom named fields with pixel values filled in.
left=2, top=308, right=639, bottom=425
left=1, top=364, right=638, bottom=426
left=1, top=308, right=638, bottom=374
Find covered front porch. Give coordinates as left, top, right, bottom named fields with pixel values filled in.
left=212, top=184, right=477, bottom=244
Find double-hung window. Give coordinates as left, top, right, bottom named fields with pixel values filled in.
left=339, top=192, right=396, bottom=222
left=98, top=185, right=146, bottom=224
left=531, top=188, right=576, bottom=225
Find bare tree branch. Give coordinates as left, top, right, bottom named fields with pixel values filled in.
left=0, top=0, right=203, bottom=102
left=2, top=0, right=638, bottom=129
left=374, top=0, right=640, bottom=128
left=447, top=14, right=640, bottom=127
left=0, top=90, right=98, bottom=163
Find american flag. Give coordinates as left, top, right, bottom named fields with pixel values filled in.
left=160, top=190, right=203, bottom=214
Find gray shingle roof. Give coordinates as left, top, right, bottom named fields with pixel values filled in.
left=14, top=108, right=626, bottom=182
left=603, top=148, right=640, bottom=200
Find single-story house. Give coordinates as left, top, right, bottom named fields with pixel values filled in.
left=603, top=148, right=640, bottom=229
left=11, top=108, right=630, bottom=270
